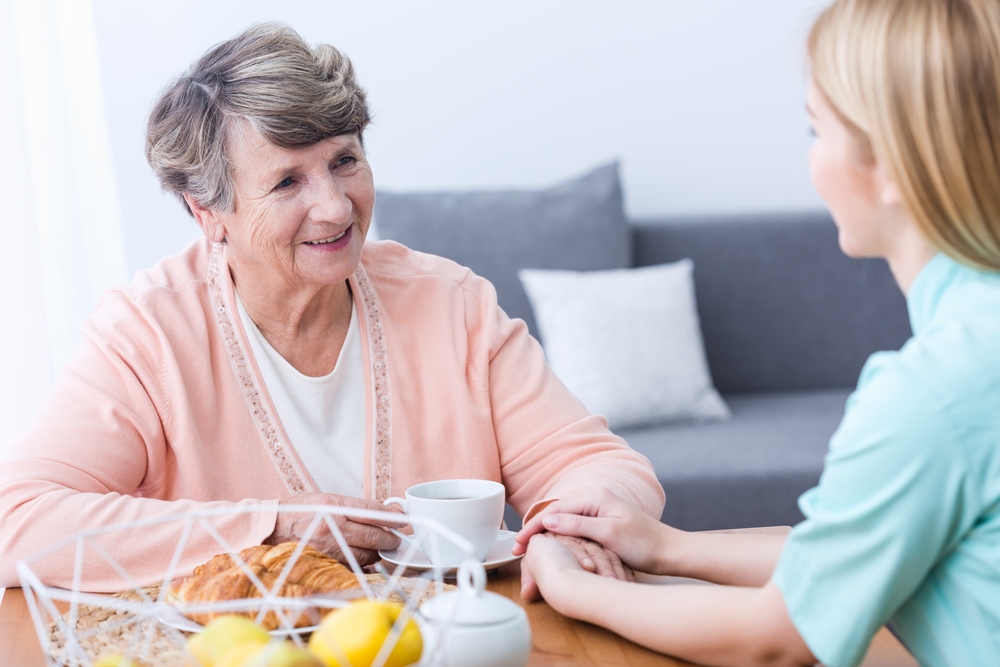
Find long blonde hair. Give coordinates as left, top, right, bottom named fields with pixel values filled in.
left=809, top=0, right=1000, bottom=271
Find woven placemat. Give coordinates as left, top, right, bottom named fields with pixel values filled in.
left=45, top=584, right=188, bottom=667
left=45, top=576, right=454, bottom=666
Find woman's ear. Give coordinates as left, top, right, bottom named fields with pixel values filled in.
left=185, top=194, right=226, bottom=244
left=873, top=161, right=904, bottom=207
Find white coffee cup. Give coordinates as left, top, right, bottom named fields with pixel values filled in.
left=383, top=479, right=505, bottom=567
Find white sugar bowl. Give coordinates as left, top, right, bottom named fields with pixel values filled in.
left=419, top=562, right=532, bottom=667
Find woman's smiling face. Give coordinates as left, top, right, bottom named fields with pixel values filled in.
left=197, top=129, right=375, bottom=298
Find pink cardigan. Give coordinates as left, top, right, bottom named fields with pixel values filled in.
left=0, top=239, right=664, bottom=590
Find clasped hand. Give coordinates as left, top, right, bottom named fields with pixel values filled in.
left=266, top=493, right=405, bottom=566
left=514, top=488, right=671, bottom=601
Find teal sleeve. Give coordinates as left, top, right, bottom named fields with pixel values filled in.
left=772, top=358, right=978, bottom=667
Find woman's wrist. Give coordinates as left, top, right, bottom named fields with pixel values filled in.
left=652, top=524, right=694, bottom=576
left=541, top=567, right=605, bottom=620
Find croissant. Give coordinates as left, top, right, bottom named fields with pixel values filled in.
left=168, top=542, right=362, bottom=630
left=257, top=543, right=360, bottom=593
left=167, top=564, right=323, bottom=629
left=193, top=544, right=272, bottom=577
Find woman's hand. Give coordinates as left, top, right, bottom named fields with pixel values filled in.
left=521, top=533, right=596, bottom=613
left=267, top=493, right=404, bottom=567
left=514, top=488, right=675, bottom=575
left=519, top=532, right=633, bottom=601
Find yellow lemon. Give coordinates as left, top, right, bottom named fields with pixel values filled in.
left=92, top=654, right=145, bottom=667
left=223, top=640, right=323, bottom=667
left=214, top=640, right=269, bottom=667
left=185, top=616, right=271, bottom=666
left=308, top=601, right=422, bottom=667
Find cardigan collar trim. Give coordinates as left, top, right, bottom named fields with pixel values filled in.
left=205, top=242, right=394, bottom=500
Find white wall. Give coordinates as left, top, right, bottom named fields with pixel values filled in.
left=2, top=0, right=128, bottom=452
left=91, top=0, right=829, bottom=278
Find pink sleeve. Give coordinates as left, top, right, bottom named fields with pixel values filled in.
left=465, top=278, right=666, bottom=521
left=0, top=294, right=277, bottom=592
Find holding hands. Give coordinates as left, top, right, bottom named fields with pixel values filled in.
left=517, top=487, right=789, bottom=613
left=514, top=488, right=673, bottom=575
left=514, top=488, right=681, bottom=603
left=517, top=532, right=634, bottom=601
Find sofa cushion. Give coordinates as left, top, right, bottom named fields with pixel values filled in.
left=631, top=212, right=912, bottom=393
left=618, top=388, right=852, bottom=530
left=373, top=162, right=632, bottom=338
left=518, top=260, right=729, bottom=430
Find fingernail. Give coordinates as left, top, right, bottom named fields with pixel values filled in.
left=582, top=558, right=595, bottom=570
left=542, top=514, right=560, bottom=529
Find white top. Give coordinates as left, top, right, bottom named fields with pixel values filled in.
left=236, top=292, right=365, bottom=497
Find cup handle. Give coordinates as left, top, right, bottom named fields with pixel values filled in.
left=383, top=497, right=421, bottom=551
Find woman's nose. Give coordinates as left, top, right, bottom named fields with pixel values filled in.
left=310, top=175, right=352, bottom=223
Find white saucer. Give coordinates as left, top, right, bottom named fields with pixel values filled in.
left=378, top=529, right=523, bottom=574
left=156, top=605, right=319, bottom=636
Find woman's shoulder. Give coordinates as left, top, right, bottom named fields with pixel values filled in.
left=86, top=238, right=215, bottom=338
left=906, top=294, right=1000, bottom=400
left=858, top=333, right=998, bottom=418
left=359, top=239, right=491, bottom=294
left=124, top=237, right=214, bottom=296
left=866, top=261, right=1000, bottom=388
left=902, top=260, right=1000, bottom=383
left=843, top=300, right=1000, bottom=464
left=358, top=240, right=518, bottom=345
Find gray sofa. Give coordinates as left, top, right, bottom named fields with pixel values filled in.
left=374, top=164, right=912, bottom=531
left=621, top=213, right=910, bottom=529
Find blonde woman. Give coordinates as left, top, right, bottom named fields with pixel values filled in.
left=516, top=0, right=1000, bottom=665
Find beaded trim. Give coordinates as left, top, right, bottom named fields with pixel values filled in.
left=207, top=243, right=308, bottom=495
left=353, top=265, right=392, bottom=502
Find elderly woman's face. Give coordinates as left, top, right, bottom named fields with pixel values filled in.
left=202, top=130, right=375, bottom=298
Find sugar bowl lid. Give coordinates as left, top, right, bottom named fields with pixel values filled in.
left=420, top=561, right=524, bottom=626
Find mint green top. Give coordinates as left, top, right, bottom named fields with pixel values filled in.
left=772, top=253, right=1000, bottom=667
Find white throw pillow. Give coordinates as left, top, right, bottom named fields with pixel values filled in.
left=519, top=260, right=730, bottom=430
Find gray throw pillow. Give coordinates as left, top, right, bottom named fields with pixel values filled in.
left=373, top=162, right=632, bottom=337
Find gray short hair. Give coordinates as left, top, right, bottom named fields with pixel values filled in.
left=145, top=22, right=370, bottom=216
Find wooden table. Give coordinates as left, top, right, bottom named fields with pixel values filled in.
left=486, top=566, right=917, bottom=666
left=0, top=529, right=918, bottom=667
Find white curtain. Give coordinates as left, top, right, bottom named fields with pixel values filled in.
left=0, top=0, right=128, bottom=459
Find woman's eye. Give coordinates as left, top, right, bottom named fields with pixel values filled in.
left=336, top=155, right=357, bottom=167
left=275, top=176, right=295, bottom=189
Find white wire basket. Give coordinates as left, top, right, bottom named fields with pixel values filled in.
left=16, top=504, right=483, bottom=667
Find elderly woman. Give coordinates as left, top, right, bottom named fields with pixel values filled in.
left=0, top=23, right=663, bottom=590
